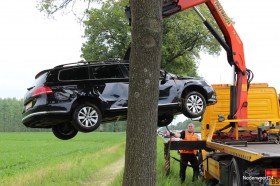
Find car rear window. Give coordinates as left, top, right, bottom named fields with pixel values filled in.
left=59, top=67, right=89, bottom=81
left=32, top=71, right=48, bottom=87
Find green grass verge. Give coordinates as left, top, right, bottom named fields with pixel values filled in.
left=0, top=132, right=207, bottom=186
left=0, top=132, right=125, bottom=186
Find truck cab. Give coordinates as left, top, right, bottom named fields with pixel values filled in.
left=202, top=83, right=280, bottom=142
left=200, top=83, right=280, bottom=185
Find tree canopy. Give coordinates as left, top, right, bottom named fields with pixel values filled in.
left=81, top=0, right=130, bottom=62
left=81, top=0, right=222, bottom=77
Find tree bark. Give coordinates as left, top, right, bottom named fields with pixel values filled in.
left=122, top=0, right=163, bottom=186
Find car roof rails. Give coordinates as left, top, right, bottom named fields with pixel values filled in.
left=101, top=58, right=128, bottom=63
left=53, top=59, right=129, bottom=69
left=88, top=59, right=129, bottom=64
left=54, top=61, right=92, bottom=68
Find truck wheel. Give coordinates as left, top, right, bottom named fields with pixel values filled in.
left=182, top=91, right=206, bottom=118
left=52, top=123, right=78, bottom=140
left=72, top=102, right=102, bottom=133
left=229, top=158, right=242, bottom=186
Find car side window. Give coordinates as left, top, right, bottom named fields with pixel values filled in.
left=59, top=67, right=89, bottom=81
left=123, top=64, right=129, bottom=76
left=91, top=65, right=124, bottom=79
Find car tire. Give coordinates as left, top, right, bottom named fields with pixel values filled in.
left=182, top=91, right=206, bottom=118
left=157, top=114, right=174, bottom=127
left=72, top=102, right=102, bottom=133
left=52, top=123, right=78, bottom=140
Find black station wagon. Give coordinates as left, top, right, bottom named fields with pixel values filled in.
left=22, top=61, right=217, bottom=140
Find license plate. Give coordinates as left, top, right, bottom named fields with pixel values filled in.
left=269, top=178, right=280, bottom=185
left=25, top=101, right=32, bottom=111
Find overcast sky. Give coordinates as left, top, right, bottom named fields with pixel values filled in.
left=1, top=0, right=280, bottom=100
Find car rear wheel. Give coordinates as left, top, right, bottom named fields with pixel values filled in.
left=157, top=114, right=174, bottom=127
left=72, top=102, right=102, bottom=133
left=182, top=91, right=206, bottom=118
left=52, top=123, right=78, bottom=140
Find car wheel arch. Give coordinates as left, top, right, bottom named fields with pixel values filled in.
left=181, top=85, right=207, bottom=102
left=70, top=96, right=104, bottom=116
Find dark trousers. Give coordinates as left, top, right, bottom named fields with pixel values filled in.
left=179, top=153, right=199, bottom=183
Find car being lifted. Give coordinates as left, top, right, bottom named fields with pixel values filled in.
left=22, top=60, right=217, bottom=140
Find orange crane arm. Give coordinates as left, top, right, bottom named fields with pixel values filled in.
left=163, top=0, right=250, bottom=126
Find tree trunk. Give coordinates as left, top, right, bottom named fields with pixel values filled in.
left=122, top=0, right=163, bottom=186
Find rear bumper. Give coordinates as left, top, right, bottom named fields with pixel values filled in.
left=22, top=111, right=70, bottom=128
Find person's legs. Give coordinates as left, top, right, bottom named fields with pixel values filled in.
left=179, top=154, right=188, bottom=183
left=189, top=154, right=199, bottom=182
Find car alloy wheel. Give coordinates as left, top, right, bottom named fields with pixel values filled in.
left=73, top=102, right=102, bottom=132
left=182, top=91, right=206, bottom=118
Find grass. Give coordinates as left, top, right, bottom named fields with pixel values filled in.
left=0, top=132, right=126, bottom=186
left=0, top=132, right=207, bottom=186
left=110, top=138, right=207, bottom=186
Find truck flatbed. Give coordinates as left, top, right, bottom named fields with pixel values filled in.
left=207, top=141, right=280, bottom=161
left=237, top=143, right=280, bottom=157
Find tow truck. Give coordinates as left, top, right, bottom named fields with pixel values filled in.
left=125, top=0, right=280, bottom=185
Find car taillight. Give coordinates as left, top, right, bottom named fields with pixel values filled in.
left=32, top=86, right=53, bottom=96
left=266, top=168, right=280, bottom=178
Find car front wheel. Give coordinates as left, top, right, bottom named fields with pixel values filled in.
left=72, top=102, right=102, bottom=133
left=182, top=91, right=206, bottom=118
left=52, top=123, right=78, bottom=140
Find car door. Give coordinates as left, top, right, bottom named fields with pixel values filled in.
left=89, top=64, right=129, bottom=111
left=123, top=64, right=178, bottom=106
left=158, top=70, right=179, bottom=106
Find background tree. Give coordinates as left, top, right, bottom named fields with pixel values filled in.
left=81, top=0, right=221, bottom=76
left=81, top=0, right=130, bottom=61
left=0, top=98, right=48, bottom=132
left=122, top=0, right=162, bottom=185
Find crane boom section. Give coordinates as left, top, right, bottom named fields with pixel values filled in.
left=163, top=0, right=248, bottom=124
left=164, top=0, right=246, bottom=72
